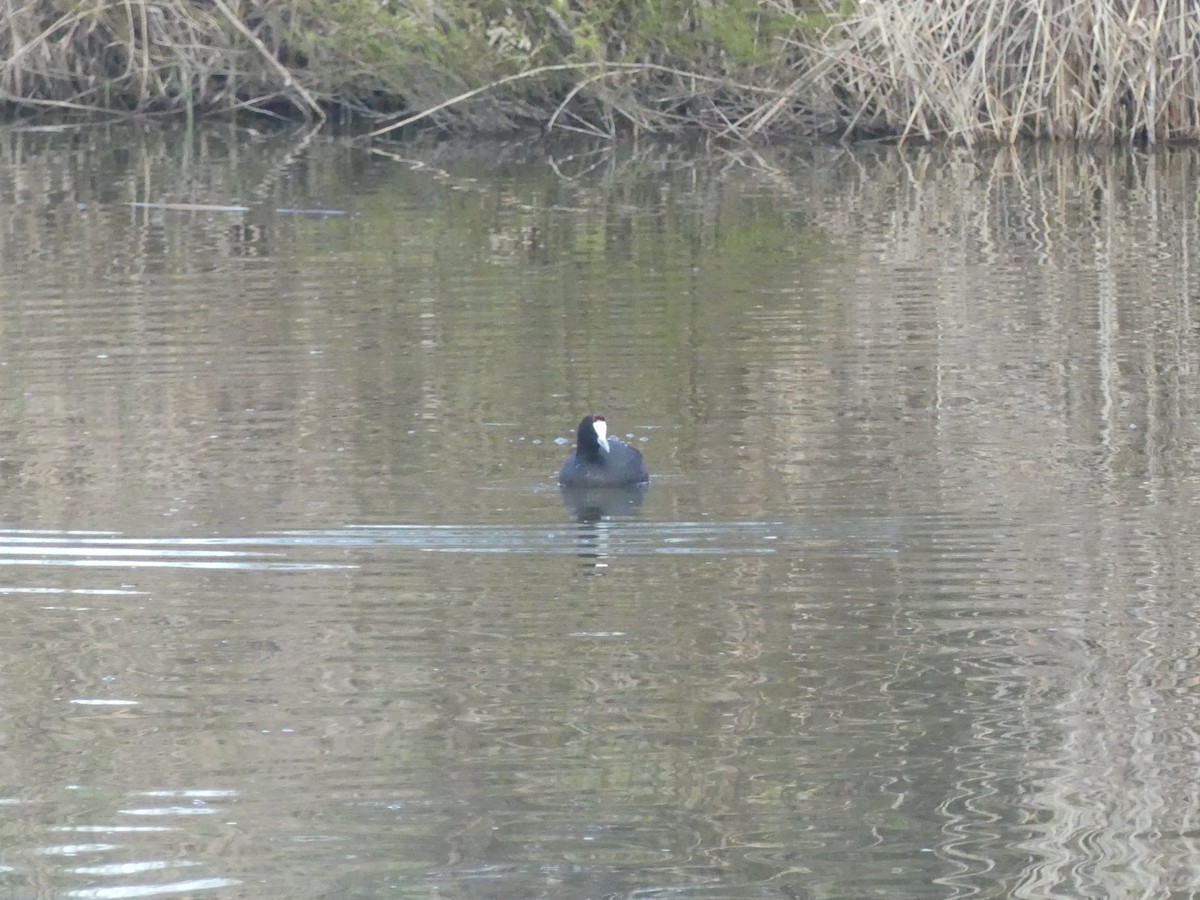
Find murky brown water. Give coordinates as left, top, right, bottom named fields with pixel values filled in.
left=0, top=129, right=1198, bottom=898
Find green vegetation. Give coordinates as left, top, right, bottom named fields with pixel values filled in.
left=1, top=1, right=1196, bottom=144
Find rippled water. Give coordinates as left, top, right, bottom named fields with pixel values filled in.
left=0, top=132, right=1198, bottom=898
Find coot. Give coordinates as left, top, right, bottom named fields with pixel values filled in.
left=558, top=414, right=649, bottom=487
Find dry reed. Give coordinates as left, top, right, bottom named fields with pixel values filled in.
left=364, top=0, right=1200, bottom=143
left=798, top=0, right=1200, bottom=143
left=0, top=0, right=326, bottom=121
left=3, top=0, right=1200, bottom=143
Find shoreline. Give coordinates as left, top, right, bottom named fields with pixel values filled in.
left=2, top=1, right=1194, bottom=145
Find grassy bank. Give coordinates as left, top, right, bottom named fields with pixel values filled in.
left=2, top=1, right=1196, bottom=144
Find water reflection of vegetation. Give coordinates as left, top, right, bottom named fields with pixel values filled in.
left=1, top=130, right=1198, bottom=898
left=2, top=132, right=1199, bottom=522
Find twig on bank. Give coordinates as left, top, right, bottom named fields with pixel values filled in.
left=367, top=61, right=782, bottom=140
left=209, top=0, right=325, bottom=123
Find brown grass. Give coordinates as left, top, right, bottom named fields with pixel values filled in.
left=2, top=0, right=1199, bottom=143
left=0, top=0, right=327, bottom=121
left=797, top=0, right=1200, bottom=143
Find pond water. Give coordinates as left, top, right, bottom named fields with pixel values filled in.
left=0, top=127, right=1197, bottom=899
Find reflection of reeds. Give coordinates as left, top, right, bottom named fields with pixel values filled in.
left=790, top=143, right=1200, bottom=502
left=802, top=0, right=1200, bottom=143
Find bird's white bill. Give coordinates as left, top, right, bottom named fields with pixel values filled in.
left=594, top=418, right=610, bottom=452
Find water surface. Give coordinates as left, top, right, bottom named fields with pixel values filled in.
left=0, top=130, right=1197, bottom=898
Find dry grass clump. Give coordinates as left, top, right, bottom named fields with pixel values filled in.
left=0, top=0, right=325, bottom=120
left=4, top=0, right=1200, bottom=144
left=799, top=0, right=1200, bottom=143
left=368, top=0, right=1200, bottom=144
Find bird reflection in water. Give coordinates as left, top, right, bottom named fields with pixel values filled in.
left=559, top=484, right=647, bottom=571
